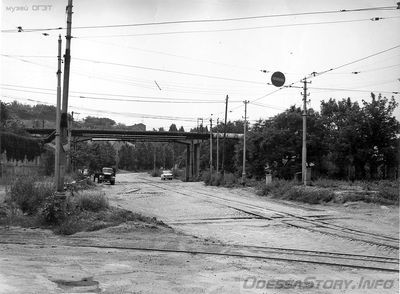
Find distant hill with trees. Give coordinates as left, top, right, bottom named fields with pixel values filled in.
left=4, top=100, right=147, bottom=131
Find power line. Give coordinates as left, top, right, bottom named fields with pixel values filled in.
left=76, top=95, right=237, bottom=104
left=215, top=85, right=290, bottom=116
left=1, top=55, right=268, bottom=96
left=77, top=38, right=259, bottom=72
left=0, top=54, right=55, bottom=58
left=1, top=84, right=55, bottom=93
left=268, top=83, right=399, bottom=95
left=308, top=86, right=399, bottom=95
left=1, top=95, right=199, bottom=122
left=1, top=55, right=168, bottom=91
left=2, top=54, right=260, bottom=94
left=309, top=44, right=400, bottom=79
left=251, top=102, right=286, bottom=111
left=73, top=57, right=266, bottom=85
left=1, top=78, right=265, bottom=98
left=3, top=54, right=266, bottom=90
left=1, top=54, right=55, bottom=70
left=0, top=85, right=244, bottom=103
left=2, top=5, right=396, bottom=33
left=325, top=63, right=400, bottom=74
left=76, top=16, right=400, bottom=38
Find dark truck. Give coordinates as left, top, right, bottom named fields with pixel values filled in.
left=97, top=167, right=116, bottom=185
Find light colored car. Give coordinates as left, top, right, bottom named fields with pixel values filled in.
left=161, top=170, right=173, bottom=180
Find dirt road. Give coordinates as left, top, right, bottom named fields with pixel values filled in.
left=0, top=172, right=398, bottom=293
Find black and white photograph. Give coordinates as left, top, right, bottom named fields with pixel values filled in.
left=0, top=0, right=399, bottom=293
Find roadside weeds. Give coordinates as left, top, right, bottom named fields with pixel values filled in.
left=0, top=176, right=165, bottom=235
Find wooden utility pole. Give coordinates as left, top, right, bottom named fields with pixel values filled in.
left=59, top=0, right=73, bottom=191
left=66, top=111, right=74, bottom=172
left=222, top=95, right=229, bottom=173
left=209, top=117, right=213, bottom=174
left=55, top=35, right=63, bottom=191
left=242, top=100, right=249, bottom=182
left=301, top=78, right=311, bottom=186
left=153, top=145, right=156, bottom=173
left=0, top=99, right=2, bottom=178
left=216, top=118, right=219, bottom=174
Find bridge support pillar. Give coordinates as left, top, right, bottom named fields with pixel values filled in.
left=185, top=144, right=191, bottom=181
left=190, top=141, right=195, bottom=179
left=194, top=143, right=200, bottom=178
left=185, top=142, right=200, bottom=181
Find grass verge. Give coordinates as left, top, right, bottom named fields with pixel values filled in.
left=256, top=179, right=399, bottom=205
left=1, top=177, right=165, bottom=235
left=202, top=171, right=239, bottom=187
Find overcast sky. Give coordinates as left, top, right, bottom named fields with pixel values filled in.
left=1, top=0, right=399, bottom=130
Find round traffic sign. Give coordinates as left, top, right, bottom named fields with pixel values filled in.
left=271, top=71, right=285, bottom=87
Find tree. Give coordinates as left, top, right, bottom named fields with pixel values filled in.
left=1, top=101, right=9, bottom=127
left=72, top=141, right=116, bottom=171
left=118, top=143, right=136, bottom=170
left=197, top=120, right=243, bottom=173
left=244, top=106, right=327, bottom=179
left=82, top=116, right=116, bottom=129
left=169, top=124, right=178, bottom=132
left=320, top=98, right=365, bottom=179
left=320, top=94, right=399, bottom=180
left=6, top=101, right=56, bottom=122
left=360, top=94, right=399, bottom=179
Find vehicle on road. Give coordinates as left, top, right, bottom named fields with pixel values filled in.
left=161, top=170, right=173, bottom=180
left=98, top=167, right=116, bottom=185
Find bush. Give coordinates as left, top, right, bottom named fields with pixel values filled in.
left=172, top=168, right=179, bottom=178
left=312, top=179, right=399, bottom=205
left=256, top=179, right=296, bottom=197
left=7, top=176, right=54, bottom=214
left=202, top=171, right=211, bottom=185
left=256, top=180, right=334, bottom=204
left=378, top=185, right=398, bottom=203
left=211, top=173, right=223, bottom=186
left=71, top=170, right=88, bottom=181
left=312, top=178, right=342, bottom=188
left=69, top=175, right=96, bottom=191
left=55, top=216, right=84, bottom=235
left=40, top=194, right=74, bottom=225
left=283, top=186, right=335, bottom=204
left=223, top=173, right=237, bottom=187
left=202, top=171, right=239, bottom=187
left=358, top=180, right=398, bottom=204
left=150, top=169, right=161, bottom=177
left=172, top=168, right=188, bottom=181
left=2, top=179, right=165, bottom=235
left=75, top=191, right=109, bottom=212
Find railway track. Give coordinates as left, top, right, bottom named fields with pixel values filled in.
left=1, top=176, right=397, bottom=273
left=136, top=178, right=399, bottom=250
left=0, top=239, right=398, bottom=273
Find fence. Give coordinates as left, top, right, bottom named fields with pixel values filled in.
left=0, top=151, right=42, bottom=177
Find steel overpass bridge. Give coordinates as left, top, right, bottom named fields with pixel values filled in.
left=26, top=128, right=242, bottom=180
